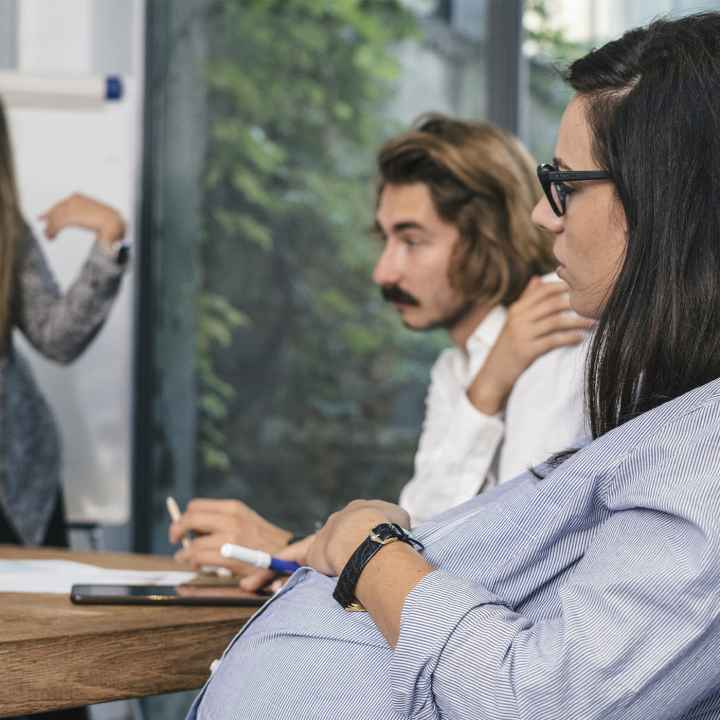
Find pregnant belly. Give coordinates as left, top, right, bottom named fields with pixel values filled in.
left=195, top=569, right=405, bottom=720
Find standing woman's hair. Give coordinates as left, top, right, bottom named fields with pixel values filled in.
left=566, top=13, right=720, bottom=439
left=0, top=98, right=21, bottom=352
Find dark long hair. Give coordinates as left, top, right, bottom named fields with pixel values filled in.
left=567, top=13, right=720, bottom=439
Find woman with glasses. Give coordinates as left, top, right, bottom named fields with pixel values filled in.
left=188, top=12, right=720, bottom=720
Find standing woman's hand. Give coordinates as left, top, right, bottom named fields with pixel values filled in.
left=40, top=193, right=126, bottom=255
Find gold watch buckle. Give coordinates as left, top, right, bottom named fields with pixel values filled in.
left=344, top=600, right=367, bottom=612
left=369, top=530, right=400, bottom=546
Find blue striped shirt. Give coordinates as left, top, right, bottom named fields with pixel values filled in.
left=188, top=377, right=720, bottom=720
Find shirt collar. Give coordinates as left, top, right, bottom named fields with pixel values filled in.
left=465, top=304, right=507, bottom=355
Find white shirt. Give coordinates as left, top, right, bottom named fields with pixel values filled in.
left=399, top=303, right=589, bottom=525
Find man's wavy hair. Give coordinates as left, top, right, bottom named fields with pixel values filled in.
left=376, top=114, right=555, bottom=308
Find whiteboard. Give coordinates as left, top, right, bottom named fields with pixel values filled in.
left=5, top=0, right=144, bottom=524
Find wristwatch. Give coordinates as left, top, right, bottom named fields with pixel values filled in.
left=333, top=523, right=424, bottom=612
left=112, top=240, right=131, bottom=267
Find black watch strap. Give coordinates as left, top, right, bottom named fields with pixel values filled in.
left=333, top=523, right=424, bottom=611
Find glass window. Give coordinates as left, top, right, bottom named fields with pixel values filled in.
left=524, top=0, right=720, bottom=161
left=193, top=0, right=493, bottom=537
left=139, top=2, right=491, bottom=712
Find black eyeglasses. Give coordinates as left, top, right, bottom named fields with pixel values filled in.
left=537, top=163, right=611, bottom=217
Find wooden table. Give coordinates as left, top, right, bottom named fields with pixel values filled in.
left=0, top=545, right=254, bottom=717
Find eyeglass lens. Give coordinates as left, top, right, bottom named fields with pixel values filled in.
left=550, top=181, right=565, bottom=215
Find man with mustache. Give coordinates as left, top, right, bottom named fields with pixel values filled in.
left=170, top=115, right=591, bottom=573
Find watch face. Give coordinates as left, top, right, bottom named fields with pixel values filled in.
left=370, top=523, right=404, bottom=543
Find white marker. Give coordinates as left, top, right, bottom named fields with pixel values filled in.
left=221, top=543, right=300, bottom=574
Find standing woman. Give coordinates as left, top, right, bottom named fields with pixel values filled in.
left=0, top=96, right=128, bottom=555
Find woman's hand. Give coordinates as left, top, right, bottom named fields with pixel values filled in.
left=304, top=500, right=429, bottom=648
left=40, top=193, right=126, bottom=255
left=240, top=534, right=317, bottom=592
left=307, top=500, right=411, bottom=577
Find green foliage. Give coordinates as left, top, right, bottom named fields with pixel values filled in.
left=196, top=0, right=439, bottom=527
left=524, top=0, right=591, bottom=163
left=524, top=0, right=590, bottom=64
left=197, top=291, right=247, bottom=471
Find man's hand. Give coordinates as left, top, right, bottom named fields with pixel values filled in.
left=40, top=193, right=126, bottom=255
left=169, top=498, right=292, bottom=576
left=307, top=500, right=411, bottom=577
left=467, top=277, right=594, bottom=415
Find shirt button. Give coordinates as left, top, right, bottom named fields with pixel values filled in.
left=209, top=659, right=220, bottom=674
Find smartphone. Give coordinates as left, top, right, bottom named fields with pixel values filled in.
left=70, top=583, right=271, bottom=606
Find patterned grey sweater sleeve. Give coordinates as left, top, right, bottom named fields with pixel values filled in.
left=0, top=223, right=126, bottom=545
left=13, top=223, right=125, bottom=363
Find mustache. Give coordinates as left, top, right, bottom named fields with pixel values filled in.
left=380, top=284, right=420, bottom=307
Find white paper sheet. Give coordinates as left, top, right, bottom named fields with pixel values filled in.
left=0, top=559, right=195, bottom=594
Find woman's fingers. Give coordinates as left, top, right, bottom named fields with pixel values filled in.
left=238, top=536, right=315, bottom=591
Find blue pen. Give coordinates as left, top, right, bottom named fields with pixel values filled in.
left=220, top=543, right=300, bottom=574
